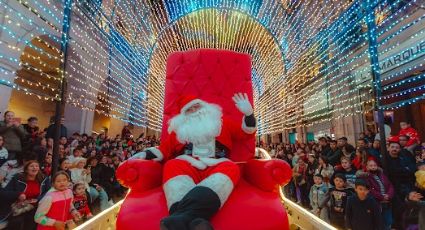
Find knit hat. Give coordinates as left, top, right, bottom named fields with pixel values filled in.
left=73, top=157, right=87, bottom=166
left=415, top=170, right=425, bottom=190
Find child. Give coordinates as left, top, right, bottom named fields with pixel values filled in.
left=41, top=154, right=52, bottom=176
left=35, top=171, right=80, bottom=229
left=331, top=156, right=357, bottom=189
left=73, top=182, right=93, bottom=221
left=70, top=157, right=91, bottom=188
left=292, top=157, right=308, bottom=206
left=323, top=173, right=354, bottom=229
left=345, top=179, right=382, bottom=230
left=0, top=135, right=8, bottom=166
left=364, top=159, right=394, bottom=230
left=68, top=146, right=83, bottom=166
left=309, top=174, right=329, bottom=222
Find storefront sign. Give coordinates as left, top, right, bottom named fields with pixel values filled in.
left=379, top=40, right=425, bottom=73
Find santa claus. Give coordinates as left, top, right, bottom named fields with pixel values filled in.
left=131, top=92, right=257, bottom=230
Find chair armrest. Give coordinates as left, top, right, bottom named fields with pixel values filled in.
left=116, top=159, right=163, bottom=193
left=243, top=159, right=292, bottom=192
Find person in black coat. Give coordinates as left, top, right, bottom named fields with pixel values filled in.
left=46, top=117, right=67, bottom=139
left=345, top=179, right=382, bottom=230
left=87, top=157, right=111, bottom=211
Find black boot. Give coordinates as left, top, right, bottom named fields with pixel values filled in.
left=160, top=214, right=191, bottom=230
left=189, top=218, right=214, bottom=230
left=160, top=186, right=220, bottom=230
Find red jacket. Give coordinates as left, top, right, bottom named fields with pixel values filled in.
left=35, top=188, right=74, bottom=230
left=73, top=194, right=92, bottom=218
left=352, top=155, right=377, bottom=171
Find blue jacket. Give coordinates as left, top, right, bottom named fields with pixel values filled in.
left=0, top=173, right=50, bottom=222
left=309, top=183, right=329, bottom=209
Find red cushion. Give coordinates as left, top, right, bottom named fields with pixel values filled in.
left=117, top=180, right=289, bottom=230
left=162, top=49, right=255, bottom=162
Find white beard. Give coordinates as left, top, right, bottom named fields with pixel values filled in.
left=168, top=101, right=223, bottom=145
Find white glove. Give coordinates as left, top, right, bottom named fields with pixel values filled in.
left=130, top=151, right=146, bottom=159
left=232, top=93, right=253, bottom=116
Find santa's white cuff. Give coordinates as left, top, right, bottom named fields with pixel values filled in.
left=242, top=116, right=257, bottom=134
left=176, top=155, right=207, bottom=170
left=145, top=147, right=164, bottom=161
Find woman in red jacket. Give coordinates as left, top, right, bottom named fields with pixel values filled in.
left=352, top=147, right=376, bottom=171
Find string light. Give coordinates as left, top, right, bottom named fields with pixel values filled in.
left=0, top=0, right=423, bottom=134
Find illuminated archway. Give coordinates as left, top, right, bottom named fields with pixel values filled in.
left=145, top=8, right=285, bottom=130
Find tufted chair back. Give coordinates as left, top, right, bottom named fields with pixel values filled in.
left=161, top=49, right=255, bottom=162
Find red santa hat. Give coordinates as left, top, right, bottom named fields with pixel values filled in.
left=176, top=94, right=205, bottom=114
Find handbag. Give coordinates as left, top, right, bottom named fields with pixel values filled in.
left=10, top=200, right=35, bottom=216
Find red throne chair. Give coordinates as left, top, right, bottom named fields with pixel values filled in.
left=116, top=49, right=292, bottom=230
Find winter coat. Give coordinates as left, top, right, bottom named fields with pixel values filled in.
left=70, top=168, right=91, bottom=191
left=309, top=183, right=329, bottom=210
left=327, top=149, right=342, bottom=166
left=45, top=124, right=67, bottom=139
left=345, top=195, right=382, bottom=230
left=34, top=188, right=75, bottom=230
left=387, top=154, right=416, bottom=199
left=0, top=173, right=50, bottom=222
left=0, top=121, right=27, bottom=153
left=365, top=170, right=395, bottom=202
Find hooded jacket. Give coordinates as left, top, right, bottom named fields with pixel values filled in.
left=309, top=183, right=329, bottom=210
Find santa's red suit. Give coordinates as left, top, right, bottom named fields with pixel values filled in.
left=131, top=93, right=256, bottom=230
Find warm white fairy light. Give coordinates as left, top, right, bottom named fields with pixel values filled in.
left=0, top=0, right=423, bottom=133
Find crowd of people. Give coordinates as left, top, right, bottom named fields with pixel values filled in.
left=1, top=109, right=424, bottom=230
left=0, top=111, right=159, bottom=230
left=264, top=121, right=424, bottom=230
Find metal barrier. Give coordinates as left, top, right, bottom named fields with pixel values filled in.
left=75, top=148, right=336, bottom=230
left=74, top=200, right=123, bottom=230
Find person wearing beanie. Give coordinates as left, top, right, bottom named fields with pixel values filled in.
left=323, top=173, right=354, bottom=229
left=130, top=93, right=257, bottom=230
left=345, top=179, right=382, bottom=230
